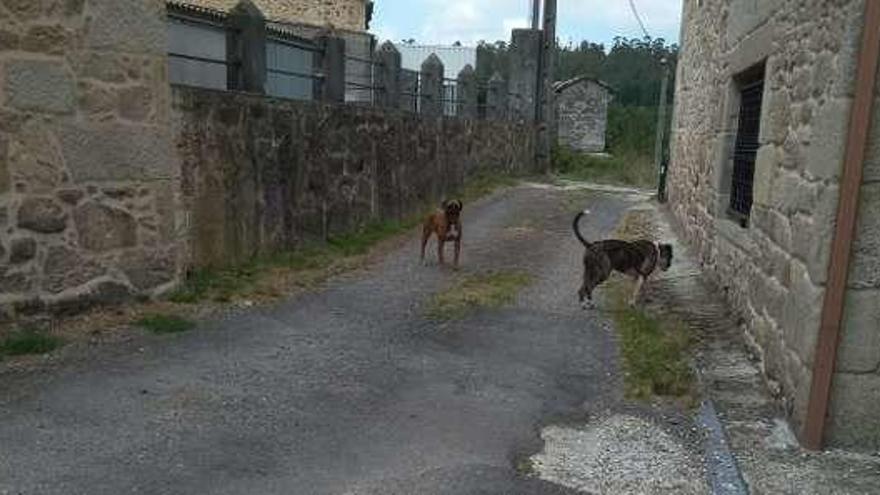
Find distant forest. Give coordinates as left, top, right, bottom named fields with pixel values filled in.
left=476, top=36, right=679, bottom=160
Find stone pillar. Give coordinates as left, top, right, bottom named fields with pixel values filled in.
left=375, top=41, right=401, bottom=108
left=507, top=29, right=541, bottom=122
left=456, top=64, right=478, bottom=119
left=486, top=72, right=508, bottom=120
left=315, top=34, right=346, bottom=103
left=226, top=0, right=267, bottom=94
left=537, top=0, right=558, bottom=171
left=420, top=54, right=444, bottom=117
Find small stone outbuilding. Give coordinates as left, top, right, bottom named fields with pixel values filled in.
left=553, top=76, right=613, bottom=153
left=669, top=0, right=880, bottom=451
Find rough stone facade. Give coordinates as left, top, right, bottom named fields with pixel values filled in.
left=184, top=0, right=369, bottom=31
left=0, top=0, right=181, bottom=318
left=554, top=77, right=612, bottom=153
left=668, top=0, right=878, bottom=450
left=172, top=86, right=536, bottom=267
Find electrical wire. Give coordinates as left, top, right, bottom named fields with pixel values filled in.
left=627, top=0, right=651, bottom=38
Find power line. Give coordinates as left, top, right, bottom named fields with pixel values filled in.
left=627, top=0, right=651, bottom=38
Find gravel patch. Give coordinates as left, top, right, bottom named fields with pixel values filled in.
left=531, top=413, right=708, bottom=494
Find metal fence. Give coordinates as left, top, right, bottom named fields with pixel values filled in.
left=164, top=2, right=519, bottom=121
left=266, top=27, right=322, bottom=100
left=167, top=5, right=230, bottom=90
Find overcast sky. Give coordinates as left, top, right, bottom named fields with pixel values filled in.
left=371, top=0, right=683, bottom=48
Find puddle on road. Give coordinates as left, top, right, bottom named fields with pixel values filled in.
left=530, top=414, right=707, bottom=495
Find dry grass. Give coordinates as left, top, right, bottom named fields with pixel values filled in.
left=427, top=271, right=532, bottom=320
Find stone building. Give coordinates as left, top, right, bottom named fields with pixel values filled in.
left=553, top=76, right=612, bottom=153
left=0, top=0, right=180, bottom=315
left=668, top=0, right=879, bottom=450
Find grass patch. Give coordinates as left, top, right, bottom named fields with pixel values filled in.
left=609, top=286, right=693, bottom=399
left=0, top=328, right=64, bottom=356
left=606, top=208, right=695, bottom=401
left=136, top=314, right=196, bottom=334
left=427, top=271, right=532, bottom=319
left=169, top=219, right=416, bottom=304
left=552, top=146, right=656, bottom=189
left=514, top=455, right=537, bottom=477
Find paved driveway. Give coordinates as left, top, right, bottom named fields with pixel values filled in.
left=1, top=185, right=638, bottom=495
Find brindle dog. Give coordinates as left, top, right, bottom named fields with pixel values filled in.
left=421, top=199, right=463, bottom=267
left=573, top=210, right=673, bottom=308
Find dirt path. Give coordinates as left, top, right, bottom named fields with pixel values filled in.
left=0, top=185, right=707, bottom=495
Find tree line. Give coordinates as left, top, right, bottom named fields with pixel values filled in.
left=476, top=36, right=678, bottom=158
left=476, top=36, right=678, bottom=107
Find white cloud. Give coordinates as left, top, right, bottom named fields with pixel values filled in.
left=372, top=0, right=682, bottom=47
left=418, top=0, right=531, bottom=45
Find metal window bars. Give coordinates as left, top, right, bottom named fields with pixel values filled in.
left=728, top=78, right=764, bottom=226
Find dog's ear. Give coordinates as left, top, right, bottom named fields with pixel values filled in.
left=453, top=200, right=463, bottom=211
left=441, top=199, right=449, bottom=209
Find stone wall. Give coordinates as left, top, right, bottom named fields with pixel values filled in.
left=555, top=78, right=610, bottom=153
left=668, top=0, right=873, bottom=449
left=184, top=0, right=368, bottom=31
left=0, top=0, right=180, bottom=318
left=172, top=86, right=536, bottom=268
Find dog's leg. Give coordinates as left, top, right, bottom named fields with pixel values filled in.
left=437, top=238, right=445, bottom=265
left=629, top=276, right=645, bottom=307
left=420, top=226, right=431, bottom=264
left=578, top=282, right=595, bottom=310
left=453, top=236, right=461, bottom=268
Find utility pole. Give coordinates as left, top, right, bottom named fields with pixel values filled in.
left=655, top=57, right=671, bottom=202
left=536, top=0, right=557, bottom=172
left=531, top=0, right=541, bottom=30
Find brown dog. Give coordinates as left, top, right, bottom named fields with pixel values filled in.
left=421, top=199, right=463, bottom=267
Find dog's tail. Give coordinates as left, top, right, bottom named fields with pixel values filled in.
left=573, top=209, right=591, bottom=247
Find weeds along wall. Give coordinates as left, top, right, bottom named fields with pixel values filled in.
left=173, top=86, right=537, bottom=269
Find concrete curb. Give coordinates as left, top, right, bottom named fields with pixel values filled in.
left=697, top=399, right=750, bottom=495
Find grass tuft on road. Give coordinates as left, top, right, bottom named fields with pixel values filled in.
left=427, top=271, right=531, bottom=320
left=0, top=328, right=64, bottom=356
left=137, top=314, right=196, bottom=335
left=606, top=209, right=695, bottom=403
left=553, top=146, right=655, bottom=189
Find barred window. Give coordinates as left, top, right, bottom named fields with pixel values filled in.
left=728, top=68, right=765, bottom=226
